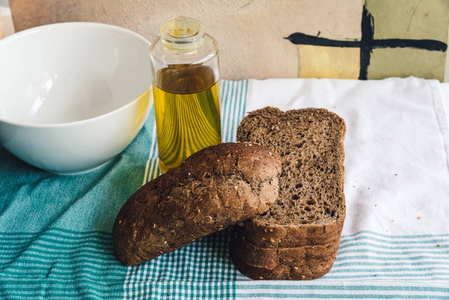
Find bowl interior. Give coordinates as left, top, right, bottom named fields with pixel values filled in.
left=0, top=23, right=152, bottom=125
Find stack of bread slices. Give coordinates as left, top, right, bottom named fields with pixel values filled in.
left=113, top=106, right=346, bottom=280
left=230, top=107, right=346, bottom=279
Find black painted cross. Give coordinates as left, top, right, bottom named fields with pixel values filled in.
left=285, top=6, right=448, bottom=79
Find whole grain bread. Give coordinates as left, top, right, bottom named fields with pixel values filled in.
left=231, top=107, right=346, bottom=280
left=113, top=142, right=282, bottom=265
left=230, top=226, right=340, bottom=270
left=230, top=245, right=336, bottom=280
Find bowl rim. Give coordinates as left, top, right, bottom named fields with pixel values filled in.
left=0, top=22, right=153, bottom=129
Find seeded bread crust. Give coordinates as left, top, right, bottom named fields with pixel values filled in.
left=232, top=107, right=346, bottom=279
left=113, top=142, right=282, bottom=265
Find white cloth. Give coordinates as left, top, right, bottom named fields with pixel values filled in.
left=246, top=77, right=449, bottom=236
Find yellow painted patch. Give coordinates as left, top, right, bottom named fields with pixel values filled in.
left=298, top=45, right=360, bottom=79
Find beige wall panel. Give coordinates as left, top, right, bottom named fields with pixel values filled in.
left=368, top=48, right=447, bottom=81
left=365, top=0, right=449, bottom=42
left=9, top=0, right=362, bottom=80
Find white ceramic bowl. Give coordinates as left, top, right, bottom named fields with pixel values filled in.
left=0, top=22, right=153, bottom=175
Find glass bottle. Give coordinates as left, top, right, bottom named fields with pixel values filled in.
left=150, top=16, right=222, bottom=173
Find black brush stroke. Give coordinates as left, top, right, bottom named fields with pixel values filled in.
left=285, top=5, right=448, bottom=79
left=284, top=34, right=447, bottom=51
left=285, top=33, right=361, bottom=48
left=359, top=5, right=374, bottom=80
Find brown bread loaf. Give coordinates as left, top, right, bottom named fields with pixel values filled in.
left=231, top=107, right=346, bottom=280
left=113, top=142, right=282, bottom=265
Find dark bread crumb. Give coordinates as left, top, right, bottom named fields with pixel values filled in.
left=113, top=142, right=282, bottom=265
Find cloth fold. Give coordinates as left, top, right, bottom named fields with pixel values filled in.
left=0, top=77, right=448, bottom=299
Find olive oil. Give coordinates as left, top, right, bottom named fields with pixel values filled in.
left=153, top=65, right=221, bottom=172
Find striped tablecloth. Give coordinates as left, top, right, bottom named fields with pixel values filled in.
left=1, top=78, right=448, bottom=299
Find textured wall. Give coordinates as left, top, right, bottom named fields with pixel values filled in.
left=9, top=0, right=362, bottom=80
left=9, top=0, right=448, bottom=81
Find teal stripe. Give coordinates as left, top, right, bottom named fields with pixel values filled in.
left=222, top=80, right=232, bottom=142
left=341, top=230, right=449, bottom=241
left=235, top=80, right=248, bottom=140
left=0, top=235, right=112, bottom=253
left=1, top=260, right=123, bottom=272
left=0, top=283, right=125, bottom=298
left=235, top=80, right=248, bottom=141
left=225, top=81, right=236, bottom=142
left=324, top=274, right=449, bottom=280
left=219, top=79, right=248, bottom=143
left=339, top=241, right=449, bottom=250
left=0, top=244, right=114, bottom=256
left=330, top=267, right=449, bottom=273
left=219, top=80, right=230, bottom=142
left=337, top=248, right=449, bottom=256
left=340, top=236, right=449, bottom=247
left=0, top=228, right=111, bottom=238
left=1, top=288, right=123, bottom=299
left=221, top=80, right=234, bottom=142
left=334, top=260, right=449, bottom=267
left=0, top=235, right=111, bottom=245
left=228, top=81, right=240, bottom=142
left=236, top=293, right=449, bottom=299
left=240, top=80, right=249, bottom=120
left=236, top=284, right=449, bottom=292
left=145, top=110, right=160, bottom=182
left=336, top=254, right=449, bottom=261
left=2, top=260, right=121, bottom=272
left=1, top=278, right=125, bottom=289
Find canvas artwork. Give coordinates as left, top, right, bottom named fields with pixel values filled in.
left=290, top=0, right=449, bottom=81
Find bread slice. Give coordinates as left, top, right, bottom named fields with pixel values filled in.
left=113, top=142, right=281, bottom=265
left=230, top=245, right=336, bottom=280
left=231, top=107, right=346, bottom=279
left=230, top=225, right=340, bottom=279
left=230, top=226, right=340, bottom=270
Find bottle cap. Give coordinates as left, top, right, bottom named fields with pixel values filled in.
left=160, top=16, right=205, bottom=51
